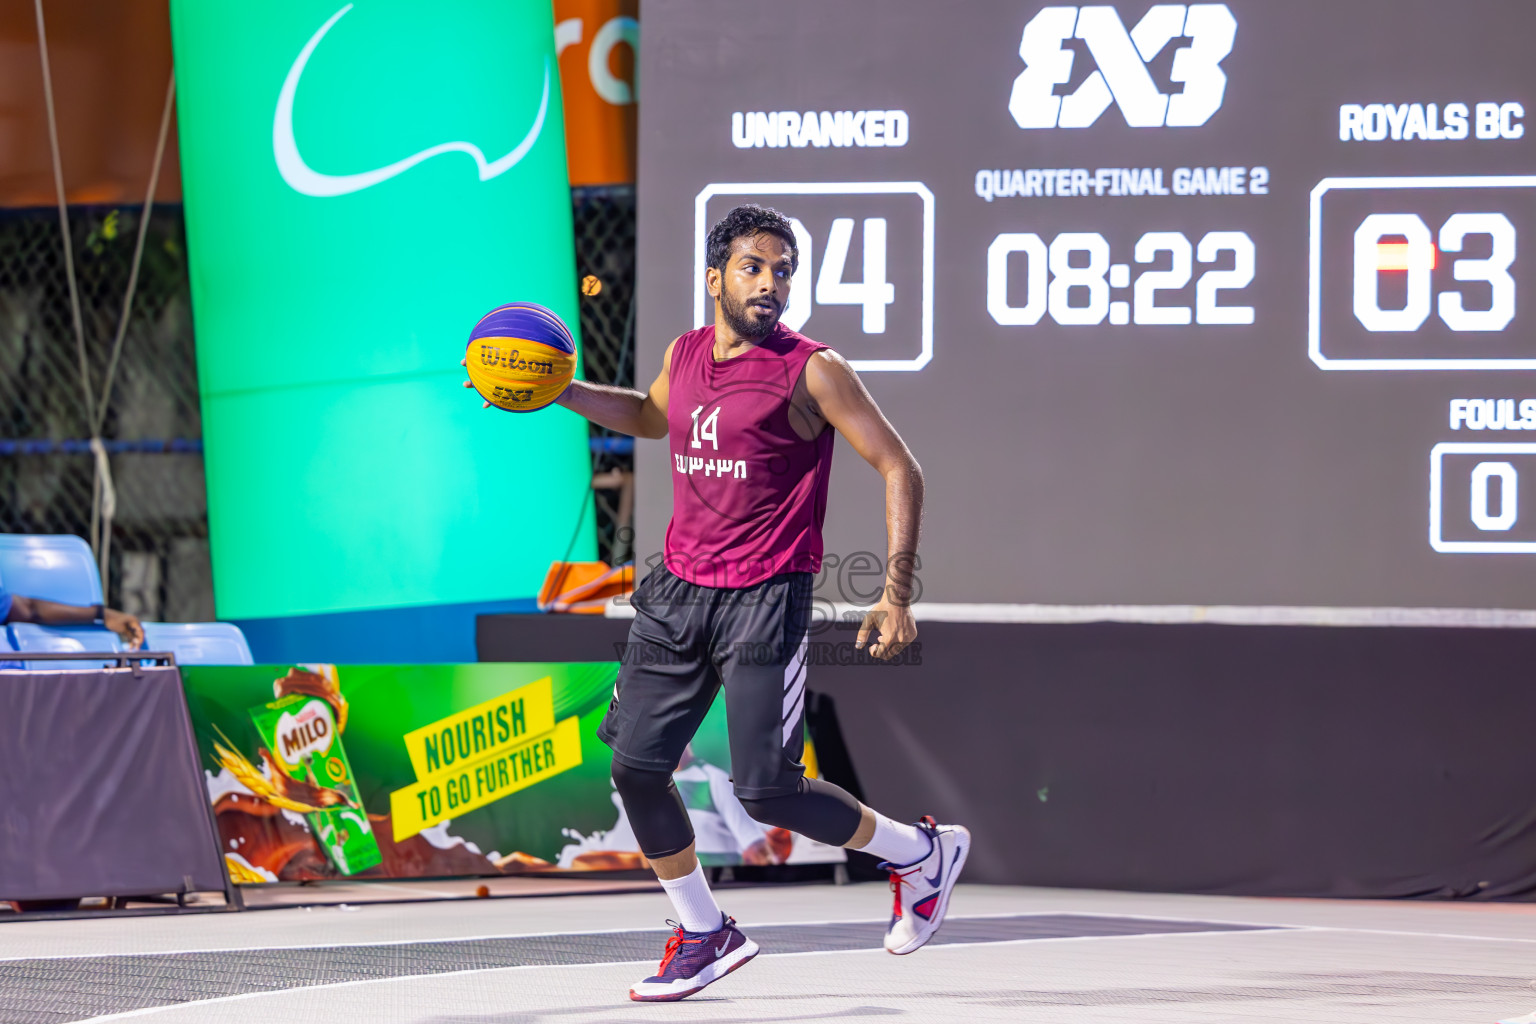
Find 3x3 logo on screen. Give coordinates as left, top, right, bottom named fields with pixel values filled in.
left=695, top=184, right=934, bottom=371
left=1010, top=4, right=1236, bottom=129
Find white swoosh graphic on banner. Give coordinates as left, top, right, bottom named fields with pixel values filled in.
left=273, top=3, right=550, bottom=197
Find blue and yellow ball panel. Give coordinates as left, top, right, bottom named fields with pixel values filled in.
left=465, top=301, right=577, bottom=412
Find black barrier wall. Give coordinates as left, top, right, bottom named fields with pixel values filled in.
left=0, top=665, right=230, bottom=903
left=480, top=613, right=1536, bottom=899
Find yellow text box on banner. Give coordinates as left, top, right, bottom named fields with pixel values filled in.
left=389, top=716, right=583, bottom=841
left=400, top=677, right=555, bottom=782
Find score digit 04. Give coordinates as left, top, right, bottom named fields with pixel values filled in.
left=986, top=230, right=1256, bottom=328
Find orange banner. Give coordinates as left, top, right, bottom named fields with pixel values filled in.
left=2, top=1, right=633, bottom=204
left=553, top=0, right=637, bottom=186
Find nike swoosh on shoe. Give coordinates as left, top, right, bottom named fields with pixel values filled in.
left=922, top=842, right=945, bottom=888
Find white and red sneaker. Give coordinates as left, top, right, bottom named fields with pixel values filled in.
left=629, top=916, right=758, bottom=1002
left=881, top=815, right=970, bottom=955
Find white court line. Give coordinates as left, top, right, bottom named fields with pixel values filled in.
left=0, top=919, right=718, bottom=963
left=68, top=925, right=1299, bottom=1024
left=21, top=908, right=1536, bottom=964
left=936, top=906, right=1536, bottom=944
left=17, top=907, right=1534, bottom=964
left=0, top=910, right=1256, bottom=963
left=1305, top=924, right=1536, bottom=945
left=767, top=926, right=1302, bottom=959
left=1012, top=908, right=1536, bottom=946
left=266, top=883, right=468, bottom=900
left=70, top=959, right=642, bottom=1023
left=0, top=921, right=799, bottom=964
left=358, top=884, right=470, bottom=897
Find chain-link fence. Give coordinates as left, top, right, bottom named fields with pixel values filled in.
left=0, top=188, right=638, bottom=615
left=572, top=184, right=637, bottom=567
left=0, top=204, right=210, bottom=621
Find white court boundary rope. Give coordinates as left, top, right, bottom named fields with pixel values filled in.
left=605, top=598, right=1536, bottom=628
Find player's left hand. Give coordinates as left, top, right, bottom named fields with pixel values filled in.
left=856, top=598, right=916, bottom=660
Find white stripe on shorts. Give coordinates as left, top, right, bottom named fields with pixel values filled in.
left=781, top=634, right=809, bottom=746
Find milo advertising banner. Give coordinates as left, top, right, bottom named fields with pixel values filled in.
left=181, top=663, right=843, bottom=882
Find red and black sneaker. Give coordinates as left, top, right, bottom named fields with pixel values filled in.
left=628, top=915, right=759, bottom=1002
left=882, top=815, right=971, bottom=955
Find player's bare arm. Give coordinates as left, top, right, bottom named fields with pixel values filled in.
left=799, top=348, right=923, bottom=660
left=555, top=338, right=675, bottom=438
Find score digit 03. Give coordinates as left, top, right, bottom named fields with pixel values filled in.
left=1310, top=175, right=1536, bottom=370
left=986, top=229, right=1256, bottom=329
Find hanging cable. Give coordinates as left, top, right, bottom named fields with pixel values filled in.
left=33, top=0, right=94, bottom=433
left=88, top=437, right=117, bottom=583
left=88, top=71, right=177, bottom=585
left=34, top=0, right=111, bottom=578
left=96, top=72, right=176, bottom=437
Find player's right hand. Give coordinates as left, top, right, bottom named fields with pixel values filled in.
left=460, top=357, right=490, bottom=408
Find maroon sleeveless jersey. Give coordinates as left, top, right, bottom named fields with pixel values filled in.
left=663, top=323, right=833, bottom=589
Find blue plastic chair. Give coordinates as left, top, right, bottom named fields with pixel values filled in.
left=0, top=534, right=103, bottom=607
left=7, top=623, right=123, bottom=671
left=141, top=622, right=254, bottom=666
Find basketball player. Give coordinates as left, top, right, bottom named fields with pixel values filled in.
left=554, top=205, right=968, bottom=1001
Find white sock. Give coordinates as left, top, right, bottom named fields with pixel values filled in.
left=657, top=862, right=724, bottom=933
left=856, top=813, right=933, bottom=866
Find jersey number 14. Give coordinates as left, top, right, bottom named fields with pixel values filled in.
left=690, top=405, right=721, bottom=450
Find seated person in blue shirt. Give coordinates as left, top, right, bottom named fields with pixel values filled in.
left=0, top=586, right=144, bottom=649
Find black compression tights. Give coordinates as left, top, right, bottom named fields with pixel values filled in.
left=610, top=758, right=864, bottom=860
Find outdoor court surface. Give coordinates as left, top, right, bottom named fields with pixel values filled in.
left=5, top=882, right=1534, bottom=1023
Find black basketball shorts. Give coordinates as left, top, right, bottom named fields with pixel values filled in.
left=598, top=565, right=813, bottom=799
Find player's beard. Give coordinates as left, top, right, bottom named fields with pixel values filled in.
left=719, top=289, right=781, bottom=339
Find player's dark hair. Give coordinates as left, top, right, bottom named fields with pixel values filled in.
left=706, top=204, right=799, bottom=275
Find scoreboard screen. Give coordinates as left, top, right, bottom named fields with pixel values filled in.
left=635, top=0, right=1536, bottom=609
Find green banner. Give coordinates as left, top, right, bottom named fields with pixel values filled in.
left=182, top=663, right=842, bottom=882
left=169, top=0, right=593, bottom=619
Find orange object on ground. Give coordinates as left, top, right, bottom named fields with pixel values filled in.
left=538, top=560, right=634, bottom=613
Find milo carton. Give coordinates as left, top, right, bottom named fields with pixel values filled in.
left=250, top=693, right=382, bottom=876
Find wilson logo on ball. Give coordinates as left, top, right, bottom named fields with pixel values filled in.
left=480, top=346, right=557, bottom=376
left=464, top=301, right=577, bottom=412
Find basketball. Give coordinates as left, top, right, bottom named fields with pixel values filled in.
left=464, top=302, right=577, bottom=412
